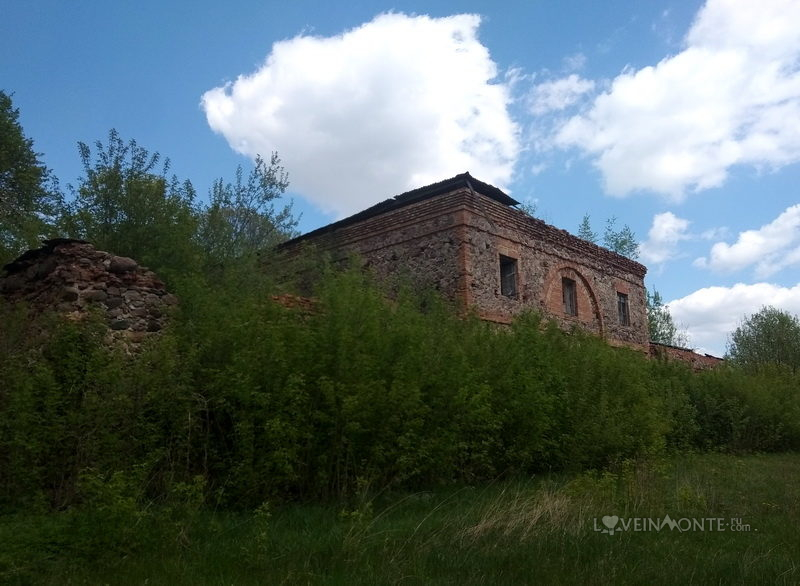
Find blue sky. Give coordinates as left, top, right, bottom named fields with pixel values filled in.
left=3, top=0, right=799, bottom=354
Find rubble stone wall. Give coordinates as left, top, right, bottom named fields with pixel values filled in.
left=282, top=192, right=467, bottom=299
left=282, top=187, right=650, bottom=349
left=0, top=239, right=176, bottom=345
left=459, top=192, right=649, bottom=349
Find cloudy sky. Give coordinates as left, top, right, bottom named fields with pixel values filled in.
left=3, top=0, right=799, bottom=355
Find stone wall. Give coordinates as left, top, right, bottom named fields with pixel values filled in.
left=458, top=190, right=649, bottom=349
left=281, top=185, right=649, bottom=350
left=649, top=342, right=724, bottom=370
left=281, top=191, right=466, bottom=299
left=0, top=239, right=176, bottom=345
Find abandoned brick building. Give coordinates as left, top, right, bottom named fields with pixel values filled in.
left=281, top=173, right=650, bottom=351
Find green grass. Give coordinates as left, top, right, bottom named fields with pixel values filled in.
left=3, top=453, right=800, bottom=585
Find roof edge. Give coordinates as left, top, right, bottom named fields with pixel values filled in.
left=509, top=208, right=648, bottom=278
left=280, top=172, right=518, bottom=248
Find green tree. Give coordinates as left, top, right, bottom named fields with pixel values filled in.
left=0, top=91, right=62, bottom=264
left=198, top=152, right=297, bottom=269
left=603, top=216, right=639, bottom=259
left=577, top=214, right=598, bottom=243
left=516, top=199, right=538, bottom=218
left=647, top=288, right=688, bottom=347
left=727, top=306, right=800, bottom=372
left=61, top=129, right=199, bottom=281
left=576, top=214, right=638, bottom=258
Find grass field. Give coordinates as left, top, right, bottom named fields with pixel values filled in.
left=2, top=452, right=799, bottom=585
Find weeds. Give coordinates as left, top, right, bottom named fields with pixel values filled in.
left=4, top=454, right=798, bottom=584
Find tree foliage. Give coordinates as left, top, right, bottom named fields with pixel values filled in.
left=198, top=152, right=297, bottom=269
left=0, top=91, right=62, bottom=263
left=5, top=117, right=800, bottom=524
left=647, top=288, right=688, bottom=347
left=3, top=270, right=800, bottom=512
left=603, top=216, right=639, bottom=259
left=727, top=306, right=800, bottom=372
left=58, top=130, right=297, bottom=286
left=516, top=199, right=538, bottom=218
left=60, top=129, right=198, bottom=280
left=577, top=214, right=598, bottom=243
left=576, top=214, right=639, bottom=259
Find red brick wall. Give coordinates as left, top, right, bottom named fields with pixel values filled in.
left=282, top=186, right=649, bottom=349
left=456, top=189, right=648, bottom=349
left=649, top=343, right=724, bottom=370
left=281, top=191, right=469, bottom=304
left=542, top=264, right=604, bottom=336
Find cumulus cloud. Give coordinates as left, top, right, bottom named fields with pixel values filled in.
left=669, top=282, right=800, bottom=355
left=529, top=74, right=595, bottom=115
left=554, top=0, right=800, bottom=199
left=202, top=13, right=519, bottom=217
left=639, top=212, right=691, bottom=264
left=695, top=204, right=800, bottom=277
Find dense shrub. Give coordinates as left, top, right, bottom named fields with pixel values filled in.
left=688, top=366, right=800, bottom=451
left=2, top=269, right=799, bottom=511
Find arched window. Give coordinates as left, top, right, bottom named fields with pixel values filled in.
left=562, top=277, right=577, bottom=316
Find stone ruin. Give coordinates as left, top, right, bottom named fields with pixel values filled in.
left=0, top=238, right=176, bottom=347
left=649, top=341, right=724, bottom=371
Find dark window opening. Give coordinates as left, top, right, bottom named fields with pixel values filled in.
left=500, top=255, right=518, bottom=297
left=562, top=277, right=577, bottom=316
left=618, top=292, right=630, bottom=326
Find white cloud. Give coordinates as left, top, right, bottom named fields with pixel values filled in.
left=554, top=0, right=800, bottom=199
left=669, top=282, right=800, bottom=355
left=529, top=74, right=595, bottom=115
left=201, top=13, right=519, bottom=217
left=697, top=204, right=800, bottom=277
left=639, top=212, right=691, bottom=264
left=563, top=52, right=587, bottom=71
left=699, top=226, right=729, bottom=241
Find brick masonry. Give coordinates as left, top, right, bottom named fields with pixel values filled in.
left=649, top=342, right=724, bottom=370
left=281, top=177, right=650, bottom=350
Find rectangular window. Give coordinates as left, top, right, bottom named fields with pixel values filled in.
left=562, top=277, right=577, bottom=316
left=618, top=292, right=630, bottom=326
left=499, top=255, right=517, bottom=297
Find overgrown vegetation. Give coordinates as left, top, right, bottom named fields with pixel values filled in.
left=3, top=267, right=800, bottom=513
left=2, top=99, right=800, bottom=581
left=3, top=454, right=799, bottom=584
left=727, top=305, right=800, bottom=373
left=0, top=90, right=62, bottom=264
left=576, top=213, right=639, bottom=260
left=647, top=288, right=689, bottom=347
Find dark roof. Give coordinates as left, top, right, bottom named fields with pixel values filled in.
left=281, top=172, right=518, bottom=247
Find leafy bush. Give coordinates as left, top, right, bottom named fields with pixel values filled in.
left=2, top=268, right=799, bottom=513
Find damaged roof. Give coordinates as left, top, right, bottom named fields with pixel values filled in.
left=281, top=172, right=518, bottom=247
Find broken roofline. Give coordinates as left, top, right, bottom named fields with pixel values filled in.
left=280, top=172, right=647, bottom=278
left=280, top=173, right=515, bottom=247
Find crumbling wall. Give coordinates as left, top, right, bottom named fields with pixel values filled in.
left=281, top=192, right=466, bottom=299
left=280, top=185, right=649, bottom=350
left=459, top=193, right=649, bottom=349
left=0, top=239, right=176, bottom=345
left=649, top=342, right=723, bottom=370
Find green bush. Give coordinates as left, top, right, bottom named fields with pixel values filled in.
left=2, top=268, right=800, bottom=513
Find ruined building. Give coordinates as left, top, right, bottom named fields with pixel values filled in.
left=281, top=173, right=650, bottom=351
left=0, top=238, right=176, bottom=348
